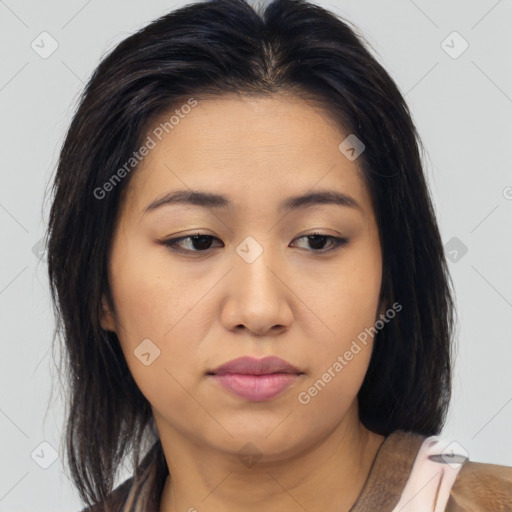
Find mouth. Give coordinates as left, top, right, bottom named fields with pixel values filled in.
left=208, top=355, right=303, bottom=376
left=207, top=356, right=304, bottom=401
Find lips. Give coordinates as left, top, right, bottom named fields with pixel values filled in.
left=208, top=356, right=303, bottom=376
left=207, top=356, right=304, bottom=401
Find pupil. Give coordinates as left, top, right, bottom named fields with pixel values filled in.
left=192, top=235, right=212, bottom=250
left=308, top=235, right=326, bottom=250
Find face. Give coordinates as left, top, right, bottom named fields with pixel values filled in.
left=100, top=94, right=383, bottom=461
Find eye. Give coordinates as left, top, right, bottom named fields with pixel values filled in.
left=162, top=233, right=222, bottom=253
left=162, top=232, right=348, bottom=254
left=292, top=233, right=349, bottom=253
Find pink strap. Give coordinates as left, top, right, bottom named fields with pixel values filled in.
left=391, top=435, right=468, bottom=512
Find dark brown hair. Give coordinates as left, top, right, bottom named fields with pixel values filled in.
left=46, top=0, right=455, bottom=508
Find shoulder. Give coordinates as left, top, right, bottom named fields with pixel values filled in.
left=377, top=430, right=512, bottom=512
left=78, top=476, right=134, bottom=512
left=446, top=460, right=512, bottom=511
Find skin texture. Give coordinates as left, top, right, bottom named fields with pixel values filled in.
left=100, top=94, right=386, bottom=512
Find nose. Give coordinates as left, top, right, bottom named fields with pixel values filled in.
left=220, top=238, right=294, bottom=336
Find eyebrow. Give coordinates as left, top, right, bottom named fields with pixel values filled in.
left=143, top=189, right=362, bottom=214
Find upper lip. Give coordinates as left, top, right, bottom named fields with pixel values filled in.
left=208, top=356, right=303, bottom=375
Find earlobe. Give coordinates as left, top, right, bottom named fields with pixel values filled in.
left=99, top=294, right=117, bottom=332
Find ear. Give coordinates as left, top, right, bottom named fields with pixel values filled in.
left=99, top=293, right=117, bottom=332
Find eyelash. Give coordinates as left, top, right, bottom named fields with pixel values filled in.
left=162, top=232, right=349, bottom=255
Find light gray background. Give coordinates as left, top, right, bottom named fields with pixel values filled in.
left=1, top=0, right=511, bottom=510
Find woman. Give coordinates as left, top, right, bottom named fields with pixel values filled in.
left=46, top=0, right=511, bottom=510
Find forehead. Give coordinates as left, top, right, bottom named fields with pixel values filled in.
left=121, top=94, right=372, bottom=219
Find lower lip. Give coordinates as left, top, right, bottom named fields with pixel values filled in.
left=210, top=373, right=301, bottom=401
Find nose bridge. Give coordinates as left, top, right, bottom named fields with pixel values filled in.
left=234, top=234, right=279, bottom=296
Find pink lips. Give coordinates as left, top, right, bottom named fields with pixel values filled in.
left=208, top=356, right=303, bottom=401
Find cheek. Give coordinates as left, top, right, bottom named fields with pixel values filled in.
left=294, top=238, right=381, bottom=391
left=107, top=245, right=218, bottom=405
left=109, top=236, right=189, bottom=340
left=297, top=348, right=372, bottom=409
left=301, top=240, right=382, bottom=341
left=294, top=284, right=377, bottom=424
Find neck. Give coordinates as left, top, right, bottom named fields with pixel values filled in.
left=157, top=404, right=385, bottom=512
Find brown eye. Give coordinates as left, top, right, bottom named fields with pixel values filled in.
left=163, top=234, right=222, bottom=253
left=292, top=234, right=349, bottom=253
